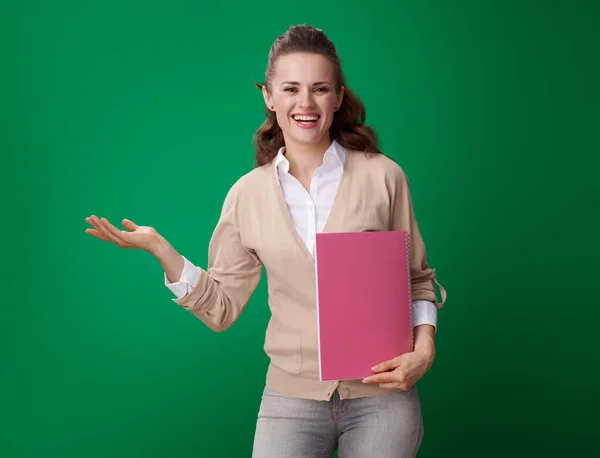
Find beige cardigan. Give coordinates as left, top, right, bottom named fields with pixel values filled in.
left=176, top=149, right=446, bottom=400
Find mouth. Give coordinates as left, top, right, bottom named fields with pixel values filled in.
left=292, top=114, right=320, bottom=129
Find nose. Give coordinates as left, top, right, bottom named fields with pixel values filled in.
left=299, top=89, right=315, bottom=108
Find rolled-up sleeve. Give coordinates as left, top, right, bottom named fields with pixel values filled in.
left=391, top=169, right=447, bottom=308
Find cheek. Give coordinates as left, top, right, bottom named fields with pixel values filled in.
left=322, top=93, right=338, bottom=109
left=273, top=98, right=291, bottom=119
left=275, top=111, right=290, bottom=127
left=321, top=96, right=338, bottom=120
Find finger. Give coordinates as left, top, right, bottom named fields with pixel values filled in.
left=86, top=217, right=112, bottom=242
left=362, top=372, right=396, bottom=384
left=85, top=228, right=105, bottom=240
left=122, top=219, right=137, bottom=231
left=91, top=216, right=121, bottom=245
left=379, top=382, right=401, bottom=390
left=371, top=356, right=402, bottom=373
left=379, top=382, right=410, bottom=391
left=99, top=218, right=129, bottom=246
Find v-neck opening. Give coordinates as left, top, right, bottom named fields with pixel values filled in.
left=270, top=149, right=354, bottom=260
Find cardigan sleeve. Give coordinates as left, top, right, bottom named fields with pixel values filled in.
left=391, top=168, right=447, bottom=308
left=174, top=184, right=263, bottom=331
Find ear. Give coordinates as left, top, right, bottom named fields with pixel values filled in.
left=338, top=85, right=345, bottom=108
left=262, top=85, right=273, bottom=111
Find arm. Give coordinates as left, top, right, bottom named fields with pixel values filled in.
left=164, top=255, right=200, bottom=300
left=360, top=167, right=447, bottom=389
left=157, top=186, right=262, bottom=332
left=153, top=237, right=186, bottom=285
left=412, top=300, right=438, bottom=332
left=413, top=324, right=435, bottom=361
left=391, top=168, right=447, bottom=307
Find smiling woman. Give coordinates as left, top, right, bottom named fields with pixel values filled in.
left=85, top=23, right=445, bottom=458
left=253, top=25, right=381, bottom=170
left=260, top=52, right=343, bottom=160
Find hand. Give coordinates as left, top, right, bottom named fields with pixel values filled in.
left=361, top=349, right=435, bottom=391
left=85, top=215, right=161, bottom=253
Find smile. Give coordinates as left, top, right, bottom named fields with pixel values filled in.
left=292, top=114, right=320, bottom=129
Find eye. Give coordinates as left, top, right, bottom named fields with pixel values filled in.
left=315, top=87, right=329, bottom=92
left=284, top=87, right=297, bottom=92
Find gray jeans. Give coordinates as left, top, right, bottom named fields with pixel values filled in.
left=252, top=386, right=424, bottom=458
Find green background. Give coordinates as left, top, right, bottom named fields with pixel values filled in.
left=2, top=0, right=598, bottom=456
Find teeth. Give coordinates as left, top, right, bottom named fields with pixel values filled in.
left=293, top=115, right=319, bottom=121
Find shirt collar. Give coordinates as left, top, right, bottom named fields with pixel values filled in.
left=274, top=139, right=346, bottom=179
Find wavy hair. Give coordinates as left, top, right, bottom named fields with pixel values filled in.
left=253, top=24, right=381, bottom=167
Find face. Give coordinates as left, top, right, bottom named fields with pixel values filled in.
left=262, top=53, right=344, bottom=153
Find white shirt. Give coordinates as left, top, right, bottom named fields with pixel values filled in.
left=166, top=140, right=437, bottom=329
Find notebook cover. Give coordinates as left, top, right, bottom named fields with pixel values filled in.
left=315, top=231, right=413, bottom=381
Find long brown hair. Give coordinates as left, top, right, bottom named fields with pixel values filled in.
left=253, top=24, right=382, bottom=167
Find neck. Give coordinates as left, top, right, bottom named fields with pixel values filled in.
left=284, top=137, right=333, bottom=178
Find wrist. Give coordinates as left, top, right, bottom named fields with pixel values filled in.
left=149, top=235, right=170, bottom=258
left=413, top=325, right=436, bottom=360
left=415, top=343, right=435, bottom=361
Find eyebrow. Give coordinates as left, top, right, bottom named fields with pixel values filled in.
left=280, top=81, right=332, bottom=86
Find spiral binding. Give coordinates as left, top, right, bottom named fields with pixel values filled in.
left=405, top=231, right=414, bottom=351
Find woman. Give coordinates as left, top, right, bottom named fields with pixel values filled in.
left=85, top=24, right=446, bottom=458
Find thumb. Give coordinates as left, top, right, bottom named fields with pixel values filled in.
left=372, top=355, right=404, bottom=372
left=122, top=219, right=137, bottom=231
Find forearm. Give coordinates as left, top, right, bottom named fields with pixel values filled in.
left=151, top=235, right=185, bottom=284
left=413, top=324, right=435, bottom=360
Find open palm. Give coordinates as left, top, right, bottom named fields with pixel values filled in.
left=85, top=215, right=160, bottom=252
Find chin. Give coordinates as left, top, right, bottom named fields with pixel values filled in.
left=291, top=129, right=328, bottom=143
left=293, top=135, right=327, bottom=149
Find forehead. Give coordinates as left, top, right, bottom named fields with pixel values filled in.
left=272, top=53, right=335, bottom=83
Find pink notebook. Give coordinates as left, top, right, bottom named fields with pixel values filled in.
left=315, top=231, right=413, bottom=381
